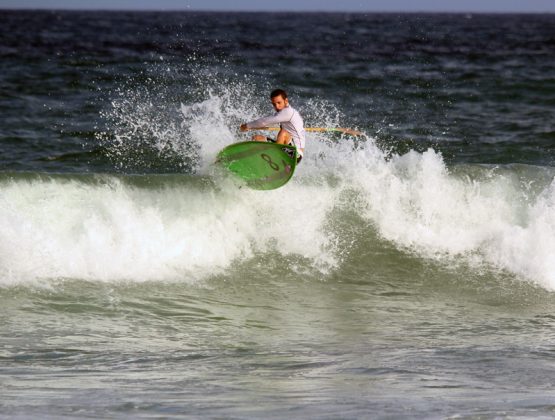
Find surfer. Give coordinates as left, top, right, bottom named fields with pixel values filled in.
left=240, top=89, right=305, bottom=163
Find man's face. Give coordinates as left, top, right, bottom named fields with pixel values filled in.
left=271, top=95, right=288, bottom=111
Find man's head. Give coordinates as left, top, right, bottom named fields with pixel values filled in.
left=270, top=89, right=289, bottom=111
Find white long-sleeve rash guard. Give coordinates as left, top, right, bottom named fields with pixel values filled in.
left=245, top=106, right=306, bottom=155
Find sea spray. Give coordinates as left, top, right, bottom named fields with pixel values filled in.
left=85, top=75, right=555, bottom=290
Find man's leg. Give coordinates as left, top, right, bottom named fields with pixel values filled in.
left=252, top=134, right=267, bottom=142
left=276, top=129, right=292, bottom=145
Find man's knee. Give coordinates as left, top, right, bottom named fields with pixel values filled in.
left=277, top=130, right=291, bottom=144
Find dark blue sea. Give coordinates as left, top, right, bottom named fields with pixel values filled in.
left=1, top=10, right=555, bottom=419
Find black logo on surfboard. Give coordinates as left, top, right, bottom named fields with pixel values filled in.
left=282, top=147, right=296, bottom=160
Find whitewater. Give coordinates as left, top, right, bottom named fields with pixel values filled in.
left=2, top=92, right=554, bottom=289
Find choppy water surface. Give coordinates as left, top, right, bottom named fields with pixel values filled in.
left=1, top=10, right=555, bottom=418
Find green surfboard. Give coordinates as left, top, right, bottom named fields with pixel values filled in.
left=216, top=141, right=298, bottom=190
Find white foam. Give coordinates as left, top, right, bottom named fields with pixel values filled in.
left=0, top=174, right=340, bottom=286
left=77, top=81, right=555, bottom=290
left=344, top=143, right=555, bottom=290
left=483, top=179, right=555, bottom=288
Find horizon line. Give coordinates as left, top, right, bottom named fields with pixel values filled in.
left=2, top=7, right=554, bottom=14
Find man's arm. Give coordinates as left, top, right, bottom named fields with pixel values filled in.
left=241, top=108, right=293, bottom=130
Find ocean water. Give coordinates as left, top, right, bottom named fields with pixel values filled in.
left=1, top=10, right=555, bottom=418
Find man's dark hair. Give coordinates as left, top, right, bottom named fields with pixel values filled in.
left=270, top=89, right=288, bottom=100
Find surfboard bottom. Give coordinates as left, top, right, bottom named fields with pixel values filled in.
left=216, top=141, right=297, bottom=190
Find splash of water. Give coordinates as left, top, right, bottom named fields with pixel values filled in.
left=4, top=61, right=554, bottom=290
